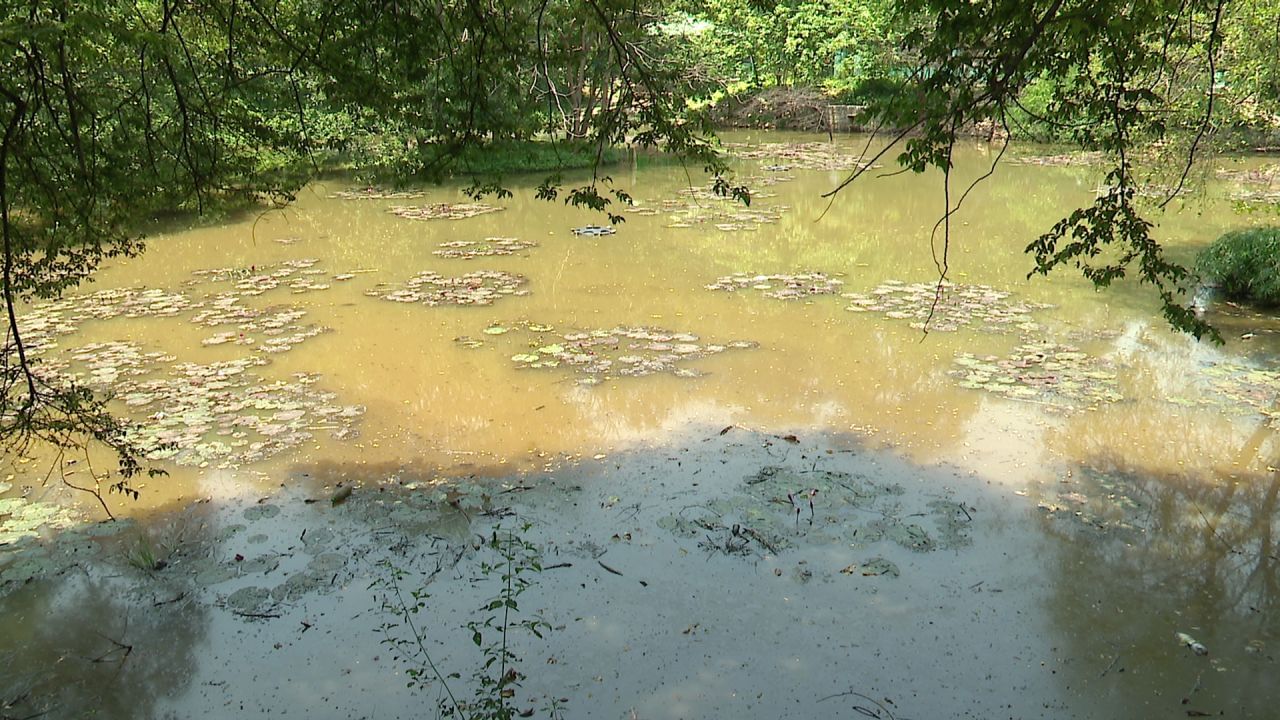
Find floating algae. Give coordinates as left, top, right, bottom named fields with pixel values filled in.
left=458, top=321, right=757, bottom=383
left=950, top=341, right=1122, bottom=409
left=367, top=270, right=528, bottom=307
left=1036, top=466, right=1152, bottom=541
left=434, top=237, right=537, bottom=259
left=843, top=280, right=1048, bottom=333
left=389, top=203, right=503, bottom=221
left=706, top=272, right=844, bottom=300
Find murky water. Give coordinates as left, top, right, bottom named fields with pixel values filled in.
left=3, top=133, right=1279, bottom=718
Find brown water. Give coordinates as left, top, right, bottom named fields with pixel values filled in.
left=15, top=133, right=1275, bottom=505
left=3, top=133, right=1280, bottom=719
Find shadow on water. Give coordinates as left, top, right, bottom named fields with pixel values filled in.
left=4, top=423, right=1277, bottom=719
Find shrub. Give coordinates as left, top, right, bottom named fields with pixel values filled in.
left=1196, top=227, right=1280, bottom=305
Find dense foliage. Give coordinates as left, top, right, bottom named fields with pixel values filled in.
left=1197, top=227, right=1280, bottom=305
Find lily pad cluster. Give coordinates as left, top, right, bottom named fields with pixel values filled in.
left=649, top=183, right=789, bottom=232
left=1215, top=164, right=1278, bottom=185
left=17, top=289, right=197, bottom=356
left=458, top=321, right=758, bottom=384
left=705, top=272, right=844, bottom=300
left=0, top=485, right=78, bottom=547
left=1036, top=467, right=1148, bottom=538
left=118, top=358, right=364, bottom=468
left=64, top=341, right=174, bottom=390
left=434, top=237, right=537, bottom=259
left=950, top=341, right=1122, bottom=408
left=656, top=464, right=971, bottom=562
left=15, top=258, right=367, bottom=475
left=843, top=280, right=1047, bottom=333
left=389, top=203, right=503, bottom=221
left=192, top=296, right=328, bottom=353
left=1231, top=187, right=1280, bottom=204
left=726, top=142, right=878, bottom=172
left=1171, top=359, right=1280, bottom=425
left=330, top=188, right=428, bottom=200
left=368, top=270, right=528, bottom=306
left=1007, top=151, right=1105, bottom=166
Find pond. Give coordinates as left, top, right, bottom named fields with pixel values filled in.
left=2, top=132, right=1279, bottom=719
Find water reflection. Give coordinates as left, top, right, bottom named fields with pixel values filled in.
left=0, top=571, right=207, bottom=718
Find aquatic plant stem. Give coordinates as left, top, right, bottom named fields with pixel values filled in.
left=387, top=569, right=467, bottom=719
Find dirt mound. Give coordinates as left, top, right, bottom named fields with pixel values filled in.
left=710, top=87, right=832, bottom=132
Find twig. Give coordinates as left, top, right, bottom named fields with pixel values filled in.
left=597, top=560, right=623, bottom=576
left=815, top=690, right=897, bottom=719
left=1099, top=652, right=1122, bottom=678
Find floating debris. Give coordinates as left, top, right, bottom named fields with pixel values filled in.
left=368, top=270, right=528, bottom=307
left=706, top=272, right=844, bottom=300
left=434, top=237, right=537, bottom=259
left=571, top=225, right=616, bottom=237
left=950, top=341, right=1122, bottom=408
left=459, top=321, right=757, bottom=383
left=389, top=203, right=502, bottom=221
left=330, top=188, right=428, bottom=200
left=843, top=280, right=1048, bottom=333
left=1176, top=631, right=1209, bottom=656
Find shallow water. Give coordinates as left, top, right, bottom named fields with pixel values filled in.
left=3, top=133, right=1280, bottom=718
